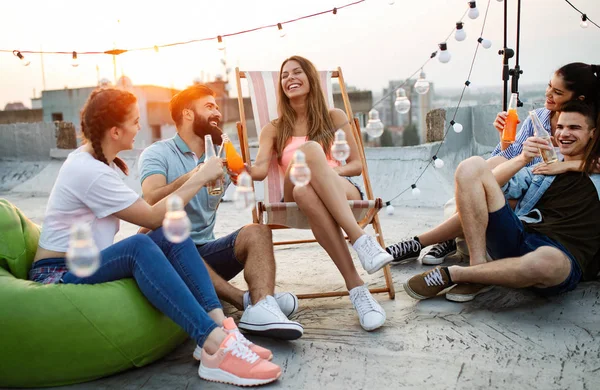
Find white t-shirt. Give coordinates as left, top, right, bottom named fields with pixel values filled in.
left=38, top=148, right=139, bottom=252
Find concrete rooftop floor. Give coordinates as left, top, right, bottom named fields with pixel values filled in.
left=3, top=192, right=600, bottom=390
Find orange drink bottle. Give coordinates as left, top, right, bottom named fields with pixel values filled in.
left=224, top=141, right=245, bottom=174
left=502, top=93, right=519, bottom=144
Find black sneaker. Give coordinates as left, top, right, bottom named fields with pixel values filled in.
left=422, top=239, right=457, bottom=265
left=386, top=237, right=422, bottom=265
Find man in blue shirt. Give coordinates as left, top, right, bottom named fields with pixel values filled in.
left=139, top=85, right=303, bottom=341
left=404, top=101, right=600, bottom=302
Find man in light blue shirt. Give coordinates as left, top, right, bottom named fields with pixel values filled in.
left=139, top=85, right=303, bottom=341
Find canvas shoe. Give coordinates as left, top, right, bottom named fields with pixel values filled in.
left=422, top=239, right=457, bottom=265
left=445, top=283, right=493, bottom=302
left=243, top=291, right=299, bottom=318
left=404, top=266, right=454, bottom=300
left=386, top=237, right=422, bottom=265
left=353, top=235, right=394, bottom=274
left=349, top=284, right=386, bottom=331
left=194, top=317, right=272, bottom=362
left=198, top=333, right=281, bottom=386
left=239, top=295, right=304, bottom=340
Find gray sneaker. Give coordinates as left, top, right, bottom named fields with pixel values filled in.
left=386, top=237, right=422, bottom=265
left=422, top=239, right=457, bottom=265
left=239, top=295, right=304, bottom=340
left=243, top=291, right=298, bottom=318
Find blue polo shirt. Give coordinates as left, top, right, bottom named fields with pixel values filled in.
left=139, top=134, right=229, bottom=245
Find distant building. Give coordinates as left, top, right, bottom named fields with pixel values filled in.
left=4, top=102, right=27, bottom=111
left=41, top=78, right=179, bottom=148
left=376, top=79, right=434, bottom=143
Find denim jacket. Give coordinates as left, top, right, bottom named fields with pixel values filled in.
left=503, top=167, right=600, bottom=224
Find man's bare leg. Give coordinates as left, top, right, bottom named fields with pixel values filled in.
left=454, top=156, right=506, bottom=265
left=233, top=224, right=276, bottom=306
left=449, top=246, right=571, bottom=288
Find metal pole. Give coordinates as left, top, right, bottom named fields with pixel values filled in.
left=510, top=0, right=524, bottom=106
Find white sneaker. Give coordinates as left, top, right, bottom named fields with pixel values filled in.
left=239, top=295, right=304, bottom=340
left=353, top=235, right=394, bottom=274
left=243, top=291, right=299, bottom=318
left=349, top=284, right=386, bottom=331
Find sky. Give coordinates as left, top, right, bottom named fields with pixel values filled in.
left=1, top=0, right=599, bottom=109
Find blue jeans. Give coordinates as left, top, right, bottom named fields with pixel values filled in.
left=60, top=227, right=222, bottom=347
left=486, top=202, right=582, bottom=296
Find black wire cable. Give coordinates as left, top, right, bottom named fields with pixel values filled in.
left=385, top=0, right=492, bottom=204
left=2, top=1, right=365, bottom=55
left=564, top=0, right=600, bottom=28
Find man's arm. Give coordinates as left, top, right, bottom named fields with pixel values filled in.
left=142, top=167, right=198, bottom=206
left=492, top=136, right=552, bottom=195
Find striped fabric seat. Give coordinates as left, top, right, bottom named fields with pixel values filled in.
left=245, top=71, right=376, bottom=229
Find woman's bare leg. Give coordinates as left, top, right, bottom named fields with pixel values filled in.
left=288, top=183, right=363, bottom=290
left=291, top=141, right=364, bottom=243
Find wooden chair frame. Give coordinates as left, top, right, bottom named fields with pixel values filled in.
left=235, top=67, right=395, bottom=300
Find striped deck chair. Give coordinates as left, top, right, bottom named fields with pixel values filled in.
left=234, top=67, right=395, bottom=300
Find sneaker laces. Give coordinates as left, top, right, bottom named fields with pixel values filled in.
left=360, top=237, right=386, bottom=258
left=387, top=239, right=421, bottom=258
left=351, top=287, right=380, bottom=316
left=429, top=240, right=455, bottom=257
left=423, top=268, right=446, bottom=287
left=224, top=339, right=260, bottom=364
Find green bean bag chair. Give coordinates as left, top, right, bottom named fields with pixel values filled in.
left=0, top=199, right=188, bottom=388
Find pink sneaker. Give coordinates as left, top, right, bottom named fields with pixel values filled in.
left=193, top=318, right=273, bottom=361
left=198, top=333, right=281, bottom=386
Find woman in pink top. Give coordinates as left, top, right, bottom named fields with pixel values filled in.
left=250, top=56, right=393, bottom=331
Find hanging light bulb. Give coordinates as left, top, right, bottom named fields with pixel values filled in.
left=394, top=88, right=411, bottom=114
left=66, top=223, right=100, bottom=277
left=217, top=36, right=225, bottom=50
left=71, top=51, right=79, bottom=67
left=233, top=172, right=256, bottom=211
left=290, top=150, right=311, bottom=187
left=580, top=14, right=589, bottom=28
left=277, top=23, right=286, bottom=38
left=331, top=129, right=351, bottom=162
left=432, top=156, right=445, bottom=169
left=163, top=194, right=192, bottom=243
left=411, top=184, right=421, bottom=197
left=468, top=1, right=479, bottom=19
left=450, top=120, right=463, bottom=133
left=414, top=71, right=430, bottom=95
left=365, top=109, right=385, bottom=138
left=13, top=50, right=31, bottom=66
left=438, top=43, right=451, bottom=64
left=477, top=37, right=492, bottom=49
left=455, top=22, right=467, bottom=42
left=386, top=203, right=395, bottom=216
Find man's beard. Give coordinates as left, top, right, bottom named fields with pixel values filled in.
left=192, top=112, right=223, bottom=146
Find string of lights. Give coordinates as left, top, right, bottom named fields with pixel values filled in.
left=383, top=0, right=493, bottom=210
left=4, top=0, right=365, bottom=65
left=564, top=0, right=600, bottom=29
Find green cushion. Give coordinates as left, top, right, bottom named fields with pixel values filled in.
left=0, top=198, right=41, bottom=279
left=0, top=199, right=187, bottom=388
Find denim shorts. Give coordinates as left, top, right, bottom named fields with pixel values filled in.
left=197, top=228, right=244, bottom=281
left=29, top=258, right=68, bottom=284
left=486, top=202, right=582, bottom=296
left=345, top=177, right=365, bottom=200
left=281, top=176, right=364, bottom=201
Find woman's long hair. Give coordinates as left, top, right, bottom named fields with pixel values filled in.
left=80, top=88, right=137, bottom=175
left=274, top=56, right=335, bottom=162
